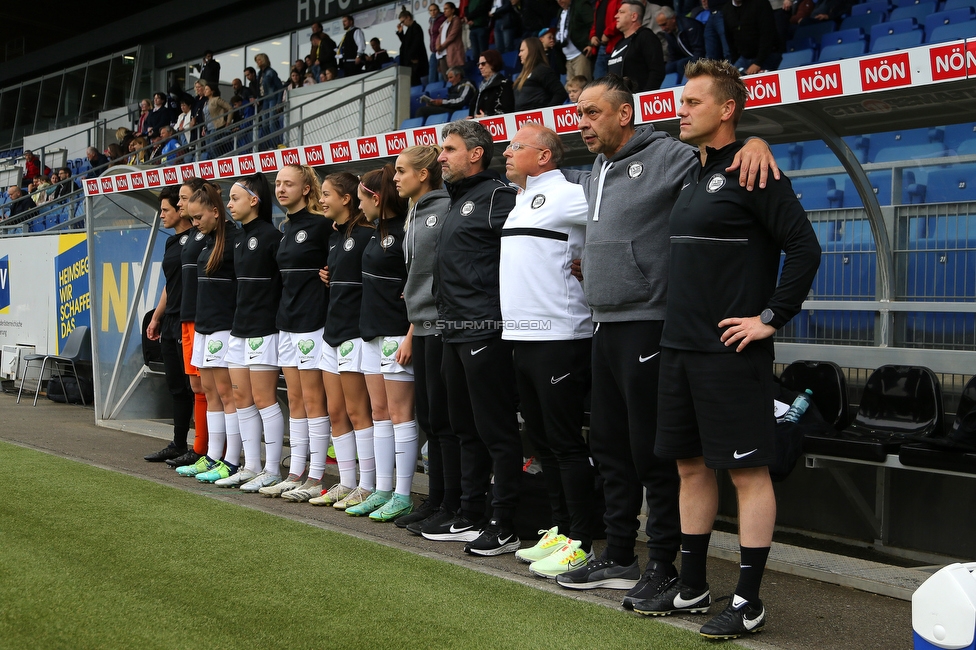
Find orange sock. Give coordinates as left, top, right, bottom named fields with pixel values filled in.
left=193, top=393, right=209, bottom=454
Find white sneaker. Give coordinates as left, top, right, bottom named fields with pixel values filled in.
left=259, top=477, right=303, bottom=497
left=281, top=479, right=323, bottom=503
left=215, top=468, right=259, bottom=488
left=309, top=483, right=353, bottom=506
left=240, top=471, right=281, bottom=494
left=515, top=527, right=567, bottom=564
left=333, top=486, right=371, bottom=510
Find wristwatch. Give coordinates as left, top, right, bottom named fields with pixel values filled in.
left=760, top=308, right=774, bottom=325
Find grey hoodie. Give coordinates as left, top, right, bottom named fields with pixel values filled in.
left=403, top=189, right=451, bottom=336
left=578, top=125, right=698, bottom=323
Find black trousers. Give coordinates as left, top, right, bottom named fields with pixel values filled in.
left=589, top=321, right=680, bottom=565
left=414, top=335, right=462, bottom=511
left=513, top=338, right=594, bottom=547
left=442, top=336, right=521, bottom=525
left=160, top=314, right=193, bottom=447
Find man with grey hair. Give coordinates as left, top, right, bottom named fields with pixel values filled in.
left=421, top=120, right=522, bottom=558
left=657, top=5, right=706, bottom=74
left=85, top=146, right=109, bottom=179
left=417, top=66, right=477, bottom=118
left=499, top=122, right=597, bottom=577
left=5, top=185, right=36, bottom=224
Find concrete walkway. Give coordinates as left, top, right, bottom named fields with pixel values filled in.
left=0, top=393, right=914, bottom=649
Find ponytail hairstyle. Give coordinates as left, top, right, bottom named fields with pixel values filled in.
left=359, top=164, right=407, bottom=247
left=397, top=145, right=443, bottom=231
left=180, top=176, right=208, bottom=221
left=234, top=173, right=273, bottom=223
left=323, top=171, right=369, bottom=237
left=283, top=164, right=324, bottom=216
left=190, top=183, right=230, bottom=276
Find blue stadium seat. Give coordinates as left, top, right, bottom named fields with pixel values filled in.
left=428, top=87, right=450, bottom=100
left=871, top=29, right=924, bottom=52
left=821, top=28, right=866, bottom=47
left=791, top=176, right=835, bottom=210
left=864, top=128, right=936, bottom=161
left=870, top=18, right=919, bottom=40
left=785, top=36, right=818, bottom=53
left=841, top=13, right=886, bottom=32
left=769, top=143, right=798, bottom=171
left=918, top=163, right=976, bottom=202
left=424, top=113, right=450, bottom=126
left=780, top=48, right=816, bottom=69
left=892, top=0, right=928, bottom=6
left=928, top=19, right=976, bottom=41
left=502, top=50, right=519, bottom=74
left=889, top=2, right=938, bottom=24
left=793, top=21, right=838, bottom=45
left=942, top=0, right=976, bottom=11
left=941, top=122, right=976, bottom=149
left=450, top=109, right=471, bottom=121
left=411, top=84, right=424, bottom=97
left=819, top=41, right=867, bottom=62
left=852, top=0, right=890, bottom=14
left=955, top=138, right=976, bottom=155
left=400, top=117, right=424, bottom=129
left=842, top=170, right=894, bottom=206
left=661, top=72, right=680, bottom=88
left=874, top=142, right=947, bottom=162
left=810, top=219, right=877, bottom=343
left=425, top=81, right=446, bottom=93
left=801, top=152, right=843, bottom=169
left=925, top=8, right=975, bottom=35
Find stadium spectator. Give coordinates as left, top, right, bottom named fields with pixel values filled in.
left=656, top=6, right=706, bottom=75
left=723, top=0, right=782, bottom=74
left=174, top=95, right=193, bottom=141
left=197, top=50, right=221, bottom=86
left=436, top=3, right=465, bottom=80
left=337, top=14, right=367, bottom=76
left=52, top=168, right=72, bottom=200
left=255, top=53, right=284, bottom=147
left=418, top=66, right=477, bottom=118
left=466, top=0, right=491, bottom=58
left=490, top=0, right=521, bottom=52
left=644, top=60, right=820, bottom=640
left=514, top=37, right=568, bottom=111
left=105, top=144, right=125, bottom=166
left=364, top=38, right=391, bottom=72
left=587, top=0, right=624, bottom=80
left=396, top=9, right=428, bottom=86
left=144, top=92, right=174, bottom=139
left=191, top=81, right=207, bottom=143
left=771, top=0, right=791, bottom=47
left=309, top=23, right=338, bottom=68
left=243, top=66, right=259, bottom=101
left=85, top=146, right=110, bottom=178
left=158, top=126, right=182, bottom=164
left=285, top=68, right=304, bottom=97
left=128, top=136, right=150, bottom=165
left=565, top=74, right=588, bottom=102
left=474, top=49, right=515, bottom=116
left=303, top=72, right=315, bottom=86
left=135, top=98, right=151, bottom=135
left=608, top=0, right=665, bottom=92
left=116, top=127, right=135, bottom=153
left=22, top=150, right=50, bottom=184
left=702, top=0, right=732, bottom=60
left=322, top=67, right=339, bottom=82
left=793, top=0, right=853, bottom=25
left=539, top=27, right=564, bottom=73
left=556, top=0, right=594, bottom=82
left=428, top=4, right=447, bottom=83
left=5, top=186, right=36, bottom=224
left=202, top=82, right=232, bottom=158
left=30, top=177, right=50, bottom=205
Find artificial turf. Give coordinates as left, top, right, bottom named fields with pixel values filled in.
left=0, top=442, right=733, bottom=649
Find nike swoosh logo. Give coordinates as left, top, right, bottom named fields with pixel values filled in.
left=681, top=182, right=691, bottom=190
left=638, top=351, right=660, bottom=363
left=674, top=592, right=707, bottom=608
left=611, top=45, right=628, bottom=57
left=470, top=346, right=488, bottom=355
left=330, top=245, right=336, bottom=250
left=733, top=449, right=758, bottom=459
left=497, top=534, right=513, bottom=545
left=235, top=242, right=241, bottom=247
left=743, top=607, right=765, bottom=630
left=550, top=373, right=570, bottom=384
left=449, top=524, right=472, bottom=533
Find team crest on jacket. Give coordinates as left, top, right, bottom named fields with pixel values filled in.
left=531, top=194, right=546, bottom=209
left=248, top=237, right=258, bottom=250
left=424, top=214, right=438, bottom=227
left=706, top=174, right=726, bottom=193
left=381, top=235, right=396, bottom=248
left=295, top=229, right=307, bottom=243
left=179, top=234, right=189, bottom=245
left=343, top=237, right=356, bottom=251
left=460, top=201, right=475, bottom=215
left=628, top=161, right=643, bottom=178
left=195, top=231, right=205, bottom=241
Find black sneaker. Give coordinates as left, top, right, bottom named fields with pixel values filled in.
left=622, top=560, right=678, bottom=610
left=463, top=520, right=520, bottom=556
left=166, top=450, right=200, bottom=467
left=699, top=595, right=765, bottom=639
left=632, top=580, right=711, bottom=616
left=421, top=512, right=481, bottom=542
left=407, top=506, right=454, bottom=536
left=394, top=498, right=438, bottom=529
left=145, top=442, right=187, bottom=462
left=555, top=551, right=640, bottom=590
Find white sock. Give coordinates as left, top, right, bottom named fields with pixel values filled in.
left=237, top=405, right=263, bottom=473
left=259, top=404, right=284, bottom=475
left=354, top=426, right=375, bottom=491
left=373, top=420, right=395, bottom=493
left=223, top=411, right=241, bottom=467
left=333, top=432, right=358, bottom=488
left=393, top=420, right=419, bottom=497
left=307, top=416, right=331, bottom=481
left=206, top=410, right=226, bottom=461
left=287, top=417, right=309, bottom=478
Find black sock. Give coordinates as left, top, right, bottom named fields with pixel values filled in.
left=735, top=546, right=771, bottom=604
left=679, top=533, right=711, bottom=590
left=606, top=544, right=636, bottom=566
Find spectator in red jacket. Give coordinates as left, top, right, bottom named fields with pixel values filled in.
left=23, top=150, right=50, bottom=184
left=586, top=0, right=624, bottom=80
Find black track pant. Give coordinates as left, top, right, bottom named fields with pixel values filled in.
left=414, top=335, right=462, bottom=511
left=442, top=336, right=521, bottom=525
left=513, top=338, right=594, bottom=548
left=160, top=315, right=193, bottom=448
left=589, top=320, right=680, bottom=565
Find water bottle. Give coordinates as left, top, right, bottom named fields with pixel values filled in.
left=783, top=389, right=813, bottom=423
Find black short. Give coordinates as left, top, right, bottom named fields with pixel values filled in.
left=655, top=346, right=776, bottom=470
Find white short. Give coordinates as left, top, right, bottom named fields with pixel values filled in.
left=226, top=336, right=246, bottom=368
left=278, top=329, right=324, bottom=369
left=337, top=338, right=366, bottom=374
left=363, top=336, right=414, bottom=381
left=191, top=330, right=231, bottom=368
left=319, top=344, right=339, bottom=374
left=243, top=332, right=279, bottom=367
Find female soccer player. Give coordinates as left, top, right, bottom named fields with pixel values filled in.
left=258, top=164, right=331, bottom=498
left=344, top=164, right=417, bottom=521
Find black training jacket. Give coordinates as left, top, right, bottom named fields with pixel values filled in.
left=232, top=218, right=282, bottom=338
left=325, top=223, right=374, bottom=347
left=195, top=223, right=239, bottom=335
left=276, top=208, right=331, bottom=333
left=180, top=226, right=209, bottom=323
left=360, top=215, right=410, bottom=341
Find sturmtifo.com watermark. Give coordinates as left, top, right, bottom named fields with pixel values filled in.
left=422, top=320, right=552, bottom=331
